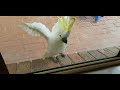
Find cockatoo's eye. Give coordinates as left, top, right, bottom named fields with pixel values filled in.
left=59, top=35, right=62, bottom=37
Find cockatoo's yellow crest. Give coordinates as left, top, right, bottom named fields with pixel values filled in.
left=58, top=16, right=75, bottom=32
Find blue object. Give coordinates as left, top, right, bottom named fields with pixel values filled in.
left=95, top=16, right=101, bottom=22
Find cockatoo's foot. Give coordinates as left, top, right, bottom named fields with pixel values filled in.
left=52, top=55, right=60, bottom=63
left=52, top=53, right=65, bottom=63
left=41, top=56, right=46, bottom=60
left=52, top=57, right=59, bottom=63
left=42, top=57, right=46, bottom=60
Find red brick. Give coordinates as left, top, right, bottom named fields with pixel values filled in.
left=16, top=61, right=31, bottom=74
left=44, top=40, right=48, bottom=48
left=98, top=49, right=116, bottom=57
left=31, top=59, right=48, bottom=72
left=106, top=16, right=118, bottom=20
left=31, top=36, right=45, bottom=43
left=88, top=50, right=107, bottom=59
left=100, top=17, right=108, bottom=21
left=79, top=22, right=92, bottom=27
left=22, top=36, right=32, bottom=45
left=1, top=45, right=25, bottom=62
left=24, top=48, right=45, bottom=58
left=68, top=53, right=85, bottom=63
left=114, top=23, right=120, bottom=27
left=44, top=57, right=60, bottom=69
left=105, top=20, right=116, bottom=24
left=0, top=40, right=23, bottom=48
left=65, top=44, right=79, bottom=54
left=78, top=51, right=96, bottom=61
left=57, top=55, right=73, bottom=66
left=24, top=43, right=45, bottom=51
left=6, top=63, right=17, bottom=74
left=68, top=37, right=79, bottom=44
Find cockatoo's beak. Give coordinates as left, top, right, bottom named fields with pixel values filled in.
left=58, top=16, right=75, bottom=32
left=62, top=37, right=68, bottom=44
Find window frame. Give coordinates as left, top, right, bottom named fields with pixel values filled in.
left=32, top=53, right=120, bottom=74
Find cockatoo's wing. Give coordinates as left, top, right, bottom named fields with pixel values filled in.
left=20, top=22, right=51, bottom=40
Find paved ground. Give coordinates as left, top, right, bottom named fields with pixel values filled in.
left=0, top=16, right=120, bottom=64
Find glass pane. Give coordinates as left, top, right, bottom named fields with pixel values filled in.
left=0, top=16, right=120, bottom=74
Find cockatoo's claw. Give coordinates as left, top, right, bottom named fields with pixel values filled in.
left=60, top=53, right=65, bottom=58
left=52, top=53, right=66, bottom=63
left=42, top=56, right=46, bottom=60
left=52, top=56, right=59, bottom=63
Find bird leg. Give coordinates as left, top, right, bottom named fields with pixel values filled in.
left=60, top=53, right=65, bottom=58
left=52, top=53, right=66, bottom=63
left=52, top=54, right=60, bottom=63
left=42, top=53, right=66, bottom=63
left=52, top=53, right=65, bottom=62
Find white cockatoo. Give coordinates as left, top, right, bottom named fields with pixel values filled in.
left=20, top=16, right=75, bottom=60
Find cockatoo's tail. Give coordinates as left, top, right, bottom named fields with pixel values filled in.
left=58, top=16, right=75, bottom=32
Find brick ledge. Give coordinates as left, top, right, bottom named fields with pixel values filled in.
left=6, top=46, right=120, bottom=74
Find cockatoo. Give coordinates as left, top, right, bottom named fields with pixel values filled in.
left=20, top=16, right=75, bottom=60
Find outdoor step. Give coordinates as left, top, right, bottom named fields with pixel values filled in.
left=5, top=46, right=120, bottom=74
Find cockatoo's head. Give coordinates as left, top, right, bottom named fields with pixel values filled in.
left=58, top=16, right=75, bottom=33
left=58, top=16, right=75, bottom=44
